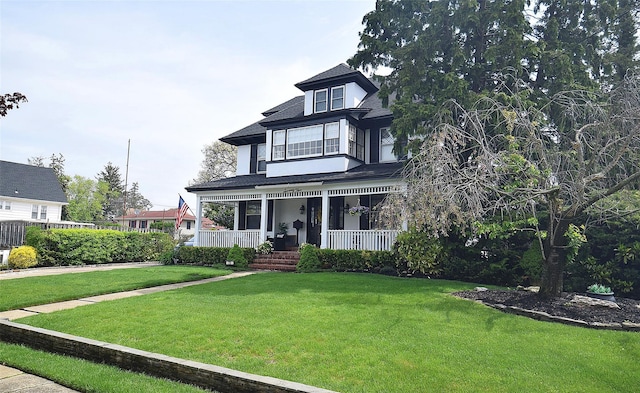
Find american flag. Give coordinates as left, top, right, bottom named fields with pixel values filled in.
left=175, top=196, right=189, bottom=230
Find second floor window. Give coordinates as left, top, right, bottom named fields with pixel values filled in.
left=40, top=206, right=47, bottom=220
left=32, top=205, right=39, bottom=220
left=272, top=130, right=286, bottom=160
left=380, top=128, right=396, bottom=162
left=257, top=143, right=266, bottom=172
left=324, top=122, right=340, bottom=154
left=348, top=125, right=365, bottom=161
left=287, top=125, right=323, bottom=158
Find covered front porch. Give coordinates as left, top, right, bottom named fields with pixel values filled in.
left=192, top=182, right=403, bottom=251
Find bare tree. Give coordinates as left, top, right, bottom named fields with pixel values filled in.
left=192, top=141, right=237, bottom=184
left=191, top=140, right=237, bottom=229
left=384, top=74, right=640, bottom=298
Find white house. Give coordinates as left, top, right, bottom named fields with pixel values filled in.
left=186, top=64, right=406, bottom=251
left=0, top=160, right=67, bottom=223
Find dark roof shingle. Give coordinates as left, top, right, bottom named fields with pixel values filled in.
left=0, top=160, right=68, bottom=203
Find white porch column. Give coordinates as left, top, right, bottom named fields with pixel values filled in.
left=260, top=193, right=268, bottom=243
left=320, top=190, right=329, bottom=249
left=233, top=204, right=240, bottom=230
left=194, top=195, right=202, bottom=246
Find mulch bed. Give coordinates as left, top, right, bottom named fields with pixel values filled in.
left=453, top=289, right=640, bottom=327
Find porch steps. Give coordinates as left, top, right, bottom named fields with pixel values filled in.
left=250, top=251, right=300, bottom=272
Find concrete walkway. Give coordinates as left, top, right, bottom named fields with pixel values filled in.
left=0, top=265, right=256, bottom=392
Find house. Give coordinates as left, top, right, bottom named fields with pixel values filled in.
left=186, top=64, right=406, bottom=251
left=0, top=160, right=68, bottom=223
left=115, top=208, right=217, bottom=236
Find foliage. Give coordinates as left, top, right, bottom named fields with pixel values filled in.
left=0, top=92, right=27, bottom=116
left=205, top=203, right=234, bottom=229
left=277, top=222, right=289, bottom=234
left=25, top=229, right=173, bottom=266
left=226, top=244, right=248, bottom=268
left=587, top=283, right=613, bottom=294
left=66, top=175, right=108, bottom=222
left=347, top=205, right=370, bottom=216
left=394, top=228, right=444, bottom=276
left=296, top=243, right=322, bottom=272
left=8, top=246, right=37, bottom=269
left=315, top=249, right=402, bottom=275
left=125, top=182, right=152, bottom=212
left=256, top=241, right=273, bottom=255
left=97, top=161, right=124, bottom=218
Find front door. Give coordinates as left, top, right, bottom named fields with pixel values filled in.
left=306, top=197, right=322, bottom=247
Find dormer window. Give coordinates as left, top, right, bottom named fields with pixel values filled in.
left=314, top=89, right=328, bottom=113
left=331, top=86, right=344, bottom=110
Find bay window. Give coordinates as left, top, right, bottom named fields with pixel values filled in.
left=272, top=130, right=286, bottom=160
left=287, top=125, right=323, bottom=158
left=324, top=122, right=340, bottom=154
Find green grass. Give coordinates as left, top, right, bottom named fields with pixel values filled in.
left=13, top=273, right=640, bottom=393
left=0, top=342, right=211, bottom=392
left=0, top=266, right=231, bottom=311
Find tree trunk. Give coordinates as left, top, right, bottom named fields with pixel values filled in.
left=539, top=198, right=571, bottom=298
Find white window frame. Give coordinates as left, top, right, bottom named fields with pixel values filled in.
left=286, top=125, right=324, bottom=159
left=314, top=89, right=328, bottom=113
left=380, top=127, right=396, bottom=162
left=272, top=130, right=286, bottom=161
left=324, top=122, right=340, bottom=155
left=31, top=205, right=39, bottom=220
left=330, top=86, right=344, bottom=110
left=40, top=205, right=47, bottom=220
left=257, top=143, right=266, bottom=173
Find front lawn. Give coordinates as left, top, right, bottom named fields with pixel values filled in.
left=12, top=273, right=640, bottom=392
left=0, top=266, right=231, bottom=311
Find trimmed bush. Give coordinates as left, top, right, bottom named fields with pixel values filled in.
left=8, top=246, right=38, bottom=269
left=394, top=228, right=444, bottom=276
left=226, top=244, right=248, bottom=268
left=297, top=243, right=322, bottom=272
left=25, top=228, right=174, bottom=266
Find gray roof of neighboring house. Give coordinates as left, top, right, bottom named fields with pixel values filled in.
left=186, top=161, right=404, bottom=192
left=0, top=160, right=68, bottom=203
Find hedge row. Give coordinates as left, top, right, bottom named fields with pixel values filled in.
left=25, top=227, right=174, bottom=266
left=174, top=246, right=256, bottom=266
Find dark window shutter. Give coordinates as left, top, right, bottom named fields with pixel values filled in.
left=250, top=144, right=257, bottom=174
left=370, top=128, right=380, bottom=163
left=267, top=200, right=274, bottom=231
left=238, top=201, right=246, bottom=230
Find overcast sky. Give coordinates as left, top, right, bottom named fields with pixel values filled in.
left=0, top=0, right=376, bottom=211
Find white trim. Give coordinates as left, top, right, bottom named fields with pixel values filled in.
left=314, top=89, right=328, bottom=113
left=330, top=86, right=345, bottom=111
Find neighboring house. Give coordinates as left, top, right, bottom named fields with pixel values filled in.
left=115, top=209, right=217, bottom=236
left=186, top=64, right=406, bottom=251
left=0, top=160, right=68, bottom=223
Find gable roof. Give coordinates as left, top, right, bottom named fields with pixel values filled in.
left=0, top=160, right=68, bottom=203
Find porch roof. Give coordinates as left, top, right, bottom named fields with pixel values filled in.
left=186, top=162, right=404, bottom=192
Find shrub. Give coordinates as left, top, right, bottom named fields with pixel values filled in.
left=8, top=246, right=38, bottom=269
left=297, top=243, right=322, bottom=272
left=226, top=244, right=248, bottom=268
left=394, top=228, right=444, bottom=276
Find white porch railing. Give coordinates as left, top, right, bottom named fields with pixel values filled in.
left=327, top=230, right=400, bottom=251
left=197, top=230, right=260, bottom=248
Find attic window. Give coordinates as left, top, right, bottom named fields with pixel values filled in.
left=331, top=86, right=344, bottom=110
left=314, top=89, right=327, bottom=113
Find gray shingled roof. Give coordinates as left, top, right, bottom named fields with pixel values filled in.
left=0, top=160, right=68, bottom=203
left=294, top=63, right=377, bottom=93
left=186, top=162, right=404, bottom=192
